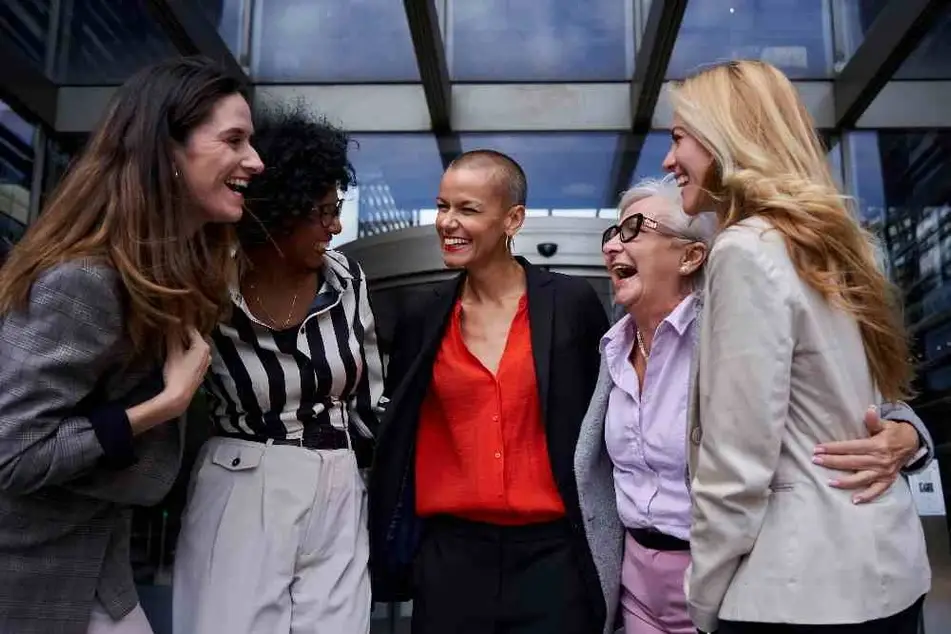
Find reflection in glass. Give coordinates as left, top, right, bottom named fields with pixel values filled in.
left=0, top=100, right=33, bottom=244
left=197, top=0, right=245, bottom=57
left=895, top=4, right=951, bottom=79
left=56, top=0, right=180, bottom=85
left=347, top=134, right=444, bottom=239
left=668, top=0, right=833, bottom=79
left=831, top=0, right=888, bottom=71
left=251, top=0, right=419, bottom=82
left=448, top=0, right=633, bottom=81
left=0, top=0, right=52, bottom=73
left=632, top=132, right=673, bottom=185
left=846, top=130, right=951, bottom=404
left=460, top=133, right=621, bottom=210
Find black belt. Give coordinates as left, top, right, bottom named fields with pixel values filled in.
left=627, top=527, right=690, bottom=552
left=221, top=426, right=349, bottom=451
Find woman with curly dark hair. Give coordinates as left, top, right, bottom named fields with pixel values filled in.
left=173, top=104, right=383, bottom=634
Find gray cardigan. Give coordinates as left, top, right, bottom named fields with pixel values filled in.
left=0, top=261, right=184, bottom=634
left=574, top=351, right=934, bottom=634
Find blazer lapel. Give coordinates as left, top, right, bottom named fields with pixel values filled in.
left=417, top=275, right=464, bottom=372
left=523, top=259, right=554, bottom=429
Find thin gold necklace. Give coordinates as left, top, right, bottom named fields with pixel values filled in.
left=635, top=328, right=651, bottom=361
left=247, top=280, right=306, bottom=329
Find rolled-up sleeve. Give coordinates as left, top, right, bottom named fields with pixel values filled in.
left=687, top=235, right=794, bottom=633
left=0, top=262, right=131, bottom=493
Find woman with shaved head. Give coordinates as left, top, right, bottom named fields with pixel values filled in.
left=369, top=150, right=611, bottom=634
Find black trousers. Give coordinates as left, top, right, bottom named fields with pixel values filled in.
left=410, top=515, right=598, bottom=634
left=717, top=595, right=925, bottom=634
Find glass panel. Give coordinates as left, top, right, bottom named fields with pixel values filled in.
left=831, top=0, right=889, bottom=71
left=251, top=0, right=420, bottom=82
left=0, top=100, right=34, bottom=246
left=57, top=0, right=180, bottom=85
left=346, top=134, right=444, bottom=241
left=448, top=0, right=634, bottom=81
left=0, top=0, right=52, bottom=73
left=668, top=0, right=834, bottom=79
left=459, top=133, right=621, bottom=211
left=895, top=4, right=951, bottom=79
left=197, top=0, right=246, bottom=57
left=632, top=132, right=673, bottom=186
left=845, top=130, right=951, bottom=406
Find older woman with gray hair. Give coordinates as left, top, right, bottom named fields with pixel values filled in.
left=575, top=175, right=934, bottom=634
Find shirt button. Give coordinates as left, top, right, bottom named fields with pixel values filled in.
left=494, top=451, right=502, bottom=459
left=492, top=415, right=499, bottom=421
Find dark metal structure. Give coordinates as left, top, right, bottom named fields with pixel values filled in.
left=833, top=0, right=949, bottom=128
left=2, top=0, right=947, bottom=160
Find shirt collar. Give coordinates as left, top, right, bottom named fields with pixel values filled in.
left=600, top=293, right=699, bottom=352
left=229, top=250, right=349, bottom=309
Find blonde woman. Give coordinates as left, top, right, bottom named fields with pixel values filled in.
left=662, top=60, right=930, bottom=634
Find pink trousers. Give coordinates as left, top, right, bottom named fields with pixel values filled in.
left=621, top=532, right=694, bottom=634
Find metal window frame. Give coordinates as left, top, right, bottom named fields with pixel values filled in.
left=144, top=0, right=250, bottom=87
left=0, top=39, right=58, bottom=130
left=833, top=0, right=948, bottom=129
left=605, top=0, right=687, bottom=207
left=403, top=0, right=460, bottom=167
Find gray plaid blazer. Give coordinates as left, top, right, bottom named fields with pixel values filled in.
left=0, top=260, right=184, bottom=634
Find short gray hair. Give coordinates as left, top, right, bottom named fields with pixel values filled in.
left=618, top=174, right=717, bottom=244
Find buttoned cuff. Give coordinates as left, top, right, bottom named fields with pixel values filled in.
left=89, top=403, right=137, bottom=469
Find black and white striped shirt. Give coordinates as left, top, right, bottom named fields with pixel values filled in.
left=204, top=250, right=384, bottom=457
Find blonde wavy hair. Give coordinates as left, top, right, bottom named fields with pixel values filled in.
left=670, top=60, right=912, bottom=400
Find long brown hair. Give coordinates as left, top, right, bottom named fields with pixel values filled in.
left=671, top=60, right=912, bottom=400
left=0, top=57, right=246, bottom=357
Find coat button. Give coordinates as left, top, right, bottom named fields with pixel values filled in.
left=232, top=457, right=241, bottom=467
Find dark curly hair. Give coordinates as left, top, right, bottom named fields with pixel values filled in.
left=238, top=102, right=354, bottom=247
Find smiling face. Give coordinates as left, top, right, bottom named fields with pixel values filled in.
left=174, top=92, right=263, bottom=225
left=272, top=189, right=342, bottom=272
left=602, top=196, right=704, bottom=313
left=434, top=165, right=524, bottom=270
left=662, top=115, right=717, bottom=216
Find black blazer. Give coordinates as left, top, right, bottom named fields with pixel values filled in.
left=368, top=258, right=610, bottom=619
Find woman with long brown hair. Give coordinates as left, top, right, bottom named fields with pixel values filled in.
left=0, top=57, right=263, bottom=634
left=664, top=59, right=929, bottom=634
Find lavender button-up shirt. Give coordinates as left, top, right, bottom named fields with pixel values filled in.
left=601, top=294, right=697, bottom=541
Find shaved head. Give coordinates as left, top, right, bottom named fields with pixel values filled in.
left=447, top=149, right=527, bottom=208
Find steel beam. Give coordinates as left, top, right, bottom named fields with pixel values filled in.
left=403, top=0, right=459, bottom=167
left=144, top=0, right=249, bottom=85
left=0, top=39, right=58, bottom=130
left=605, top=0, right=687, bottom=206
left=834, top=0, right=948, bottom=129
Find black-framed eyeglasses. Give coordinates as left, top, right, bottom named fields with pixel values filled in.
left=311, top=198, right=344, bottom=228
left=601, top=213, right=686, bottom=247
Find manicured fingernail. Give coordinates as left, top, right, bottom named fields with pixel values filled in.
left=852, top=496, right=862, bottom=504
left=813, top=456, right=825, bottom=465
left=828, top=479, right=839, bottom=487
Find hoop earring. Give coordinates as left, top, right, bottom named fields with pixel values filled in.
left=506, top=234, right=515, bottom=252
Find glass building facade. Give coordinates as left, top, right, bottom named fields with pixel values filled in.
left=2, top=0, right=951, bottom=631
